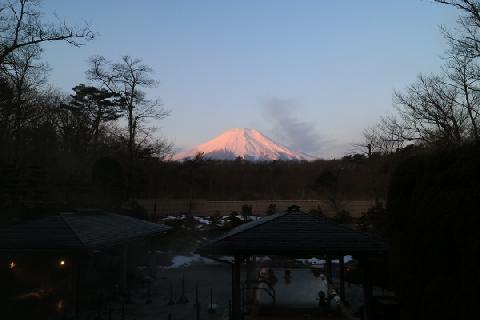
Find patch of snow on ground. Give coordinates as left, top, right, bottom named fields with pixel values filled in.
left=297, top=255, right=353, bottom=265
left=296, top=257, right=325, bottom=265
left=193, top=216, right=211, bottom=224
left=162, top=215, right=186, bottom=221
left=218, top=256, right=234, bottom=263
left=162, top=254, right=213, bottom=269
left=256, top=256, right=271, bottom=262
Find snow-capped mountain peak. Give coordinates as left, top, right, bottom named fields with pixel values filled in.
left=174, top=128, right=316, bottom=161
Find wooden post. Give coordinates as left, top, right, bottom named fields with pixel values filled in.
left=326, top=256, right=332, bottom=283
left=245, top=256, right=256, bottom=311
left=195, top=283, right=200, bottom=320
left=168, top=282, right=175, bottom=305
left=153, top=199, right=157, bottom=220
left=246, top=256, right=256, bottom=284
left=339, top=256, right=345, bottom=302
left=74, top=257, right=80, bottom=320
left=232, top=256, right=242, bottom=320
left=121, top=245, right=129, bottom=295
left=208, top=288, right=216, bottom=314
left=177, top=274, right=188, bottom=304
left=362, top=258, right=373, bottom=320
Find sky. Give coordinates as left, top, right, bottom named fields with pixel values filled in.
left=40, top=0, right=459, bottom=158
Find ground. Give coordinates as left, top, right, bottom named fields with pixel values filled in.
left=119, top=258, right=369, bottom=320
left=116, top=215, right=371, bottom=320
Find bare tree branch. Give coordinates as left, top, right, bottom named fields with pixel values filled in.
left=0, top=0, right=94, bottom=65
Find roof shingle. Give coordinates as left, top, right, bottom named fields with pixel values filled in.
left=0, top=211, right=170, bottom=252
left=198, top=211, right=388, bottom=256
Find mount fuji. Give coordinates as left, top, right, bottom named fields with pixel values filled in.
left=174, top=128, right=316, bottom=161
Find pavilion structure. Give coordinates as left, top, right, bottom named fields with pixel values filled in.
left=197, top=209, right=389, bottom=320
left=0, top=209, right=170, bottom=319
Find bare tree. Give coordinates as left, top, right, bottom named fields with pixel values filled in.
left=87, top=56, right=170, bottom=155
left=444, top=53, right=480, bottom=141
left=394, top=74, right=469, bottom=146
left=0, top=76, right=14, bottom=153
left=363, top=114, right=410, bottom=154
left=436, top=1, right=480, bottom=55
left=0, top=43, right=49, bottom=157
left=434, top=1, right=480, bottom=142
left=367, top=71, right=475, bottom=153
left=87, top=55, right=170, bottom=194
left=0, top=0, right=94, bottom=65
left=364, top=1, right=480, bottom=151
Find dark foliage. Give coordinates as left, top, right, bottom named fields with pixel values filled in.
left=266, top=203, right=277, bottom=215
left=308, top=205, right=325, bottom=217
left=331, top=209, right=353, bottom=225
left=91, top=157, right=126, bottom=207
left=386, top=144, right=480, bottom=320
left=357, top=202, right=388, bottom=233
left=227, top=213, right=244, bottom=228
left=66, top=85, right=123, bottom=144
left=139, top=156, right=397, bottom=201
left=241, top=204, right=253, bottom=218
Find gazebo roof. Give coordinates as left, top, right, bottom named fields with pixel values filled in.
left=198, top=211, right=388, bottom=257
left=0, top=210, right=171, bottom=253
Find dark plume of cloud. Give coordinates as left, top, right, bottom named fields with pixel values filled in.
left=261, top=98, right=327, bottom=156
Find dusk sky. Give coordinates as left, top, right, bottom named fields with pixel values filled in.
left=41, top=0, right=458, bottom=158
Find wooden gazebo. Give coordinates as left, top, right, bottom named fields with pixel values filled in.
left=0, top=210, right=171, bottom=253
left=197, top=210, right=389, bottom=320
left=0, top=210, right=171, bottom=318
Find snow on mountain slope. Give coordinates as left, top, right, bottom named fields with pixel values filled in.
left=174, top=128, right=316, bottom=161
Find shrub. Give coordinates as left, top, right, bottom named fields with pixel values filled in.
left=266, top=204, right=277, bottom=215
left=211, top=210, right=221, bottom=225
left=241, top=204, right=253, bottom=218
left=332, top=209, right=352, bottom=224
left=386, top=144, right=480, bottom=320
left=358, top=203, right=389, bottom=233
left=227, top=212, right=243, bottom=227
left=308, top=205, right=325, bottom=217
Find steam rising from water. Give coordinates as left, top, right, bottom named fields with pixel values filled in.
left=262, top=98, right=327, bottom=156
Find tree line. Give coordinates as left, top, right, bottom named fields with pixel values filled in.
left=139, top=154, right=397, bottom=205
left=0, top=0, right=171, bottom=221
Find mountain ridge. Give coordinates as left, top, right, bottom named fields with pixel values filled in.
left=174, top=128, right=316, bottom=161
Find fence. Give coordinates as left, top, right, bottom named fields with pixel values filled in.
left=136, top=199, right=380, bottom=218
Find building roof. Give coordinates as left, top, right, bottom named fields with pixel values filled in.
left=0, top=210, right=171, bottom=252
left=197, top=211, right=388, bottom=257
